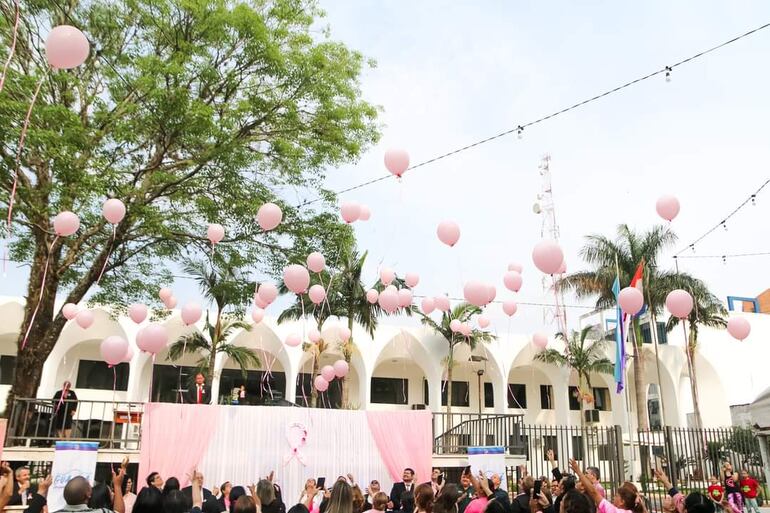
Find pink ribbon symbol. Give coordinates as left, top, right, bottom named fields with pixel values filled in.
left=284, top=423, right=308, bottom=466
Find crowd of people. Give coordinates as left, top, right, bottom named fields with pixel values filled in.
left=0, top=455, right=763, bottom=513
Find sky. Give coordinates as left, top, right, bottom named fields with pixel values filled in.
left=4, top=1, right=770, bottom=335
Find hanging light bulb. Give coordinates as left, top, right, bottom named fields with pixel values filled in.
left=751, top=194, right=757, bottom=206
left=690, top=244, right=696, bottom=253
left=722, top=220, right=728, bottom=231
left=665, top=66, right=672, bottom=82
left=721, top=255, right=726, bottom=264
left=517, top=125, right=524, bottom=140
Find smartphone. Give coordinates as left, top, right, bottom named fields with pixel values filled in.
left=533, top=480, right=542, bottom=496
left=437, top=474, right=444, bottom=486
left=317, top=477, right=326, bottom=490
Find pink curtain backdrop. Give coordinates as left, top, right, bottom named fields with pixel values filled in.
left=365, top=410, right=432, bottom=484
left=138, top=403, right=220, bottom=487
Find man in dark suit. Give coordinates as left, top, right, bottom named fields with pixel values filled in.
left=186, top=373, right=210, bottom=404
left=389, top=468, right=416, bottom=513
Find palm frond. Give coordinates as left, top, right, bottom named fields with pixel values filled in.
left=219, top=345, right=261, bottom=378
left=534, top=348, right=568, bottom=367
left=167, top=332, right=211, bottom=362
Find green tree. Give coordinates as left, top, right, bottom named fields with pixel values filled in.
left=666, top=279, right=727, bottom=432
left=418, top=302, right=495, bottom=417
left=0, top=0, right=378, bottom=413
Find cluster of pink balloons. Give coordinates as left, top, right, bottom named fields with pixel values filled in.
left=159, top=287, right=177, bottom=309
left=62, top=303, right=95, bottom=329
left=384, top=149, right=410, bottom=178
left=45, top=25, right=90, bottom=69
left=257, top=203, right=283, bottom=231
left=315, top=360, right=350, bottom=392
left=463, top=281, right=496, bottom=307
left=532, top=240, right=564, bottom=275
left=420, top=295, right=450, bottom=315
left=136, top=323, right=168, bottom=354
left=340, top=202, right=371, bottom=224
left=656, top=195, right=680, bottom=222
left=256, top=282, right=279, bottom=308
left=437, top=221, right=460, bottom=247
left=100, top=335, right=133, bottom=366
left=375, top=285, right=412, bottom=313
left=449, top=319, right=473, bottom=337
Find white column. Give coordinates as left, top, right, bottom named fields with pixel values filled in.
left=553, top=367, right=571, bottom=426
left=494, top=379, right=506, bottom=414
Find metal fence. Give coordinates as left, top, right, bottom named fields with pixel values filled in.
left=432, top=413, right=525, bottom=455
left=6, top=398, right=144, bottom=449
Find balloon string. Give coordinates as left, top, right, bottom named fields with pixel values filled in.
left=96, top=225, right=115, bottom=285
left=149, top=353, right=156, bottom=402
left=300, top=358, right=308, bottom=406
left=112, top=366, right=117, bottom=405
left=0, top=0, right=20, bottom=94
left=21, top=234, right=58, bottom=349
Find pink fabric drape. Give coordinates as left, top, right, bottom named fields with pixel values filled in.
left=365, top=410, right=432, bottom=484
left=138, top=403, right=220, bottom=487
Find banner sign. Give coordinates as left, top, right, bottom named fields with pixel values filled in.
left=468, top=446, right=507, bottom=491
left=48, top=441, right=99, bottom=513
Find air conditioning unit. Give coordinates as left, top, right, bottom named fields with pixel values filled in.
left=584, top=409, right=600, bottom=424
left=411, top=404, right=427, bottom=410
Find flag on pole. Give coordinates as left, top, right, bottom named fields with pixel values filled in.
left=612, top=276, right=625, bottom=393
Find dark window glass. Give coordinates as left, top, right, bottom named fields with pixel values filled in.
left=484, top=382, right=494, bottom=408
left=543, top=436, right=558, bottom=460
left=218, top=368, right=287, bottom=405
left=441, top=381, right=470, bottom=407
left=540, top=385, right=553, bottom=409
left=593, top=387, right=610, bottom=411
left=371, top=377, right=408, bottom=405
left=568, top=386, right=581, bottom=411
left=572, top=436, right=584, bottom=460
left=76, top=360, right=129, bottom=391
left=507, top=384, right=527, bottom=408
left=295, top=373, right=312, bottom=407
left=0, top=355, right=16, bottom=385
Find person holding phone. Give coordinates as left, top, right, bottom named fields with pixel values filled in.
left=300, top=479, right=324, bottom=513
left=429, top=469, right=444, bottom=497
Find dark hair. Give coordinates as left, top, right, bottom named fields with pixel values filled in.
left=163, top=490, right=192, bottom=513
left=434, top=484, right=460, bottom=513
left=521, top=476, right=535, bottom=494
left=352, top=485, right=365, bottom=513
left=147, top=473, right=160, bottom=487
left=486, top=501, right=506, bottom=513
left=289, top=505, right=311, bottom=513
left=404, top=468, right=415, bottom=475
left=684, top=492, right=716, bottom=513
left=561, top=490, right=594, bottom=513
left=234, top=496, right=257, bottom=513
left=414, top=483, right=433, bottom=513
left=123, top=477, right=135, bottom=495
left=560, top=475, right=576, bottom=493
left=586, top=467, right=600, bottom=480
left=616, top=482, right=644, bottom=513
left=328, top=480, right=354, bottom=513
left=89, top=482, right=113, bottom=509
left=134, top=486, right=164, bottom=513
left=64, top=476, right=91, bottom=506
left=221, top=482, right=232, bottom=495
left=163, top=477, right=180, bottom=495
left=229, top=486, right=247, bottom=513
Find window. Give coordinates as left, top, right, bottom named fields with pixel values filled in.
left=540, top=385, right=554, bottom=409
left=507, top=384, right=527, bottom=409
left=423, top=379, right=429, bottom=405
left=593, top=387, right=610, bottom=411
left=568, top=386, right=581, bottom=411
left=543, top=436, right=558, bottom=461
left=371, top=377, right=408, bottom=405
left=219, top=368, right=287, bottom=405
left=597, top=444, right=613, bottom=461
left=77, top=360, right=129, bottom=391
left=641, top=322, right=668, bottom=344
left=484, top=382, right=494, bottom=408
left=572, top=436, right=584, bottom=460
left=296, top=373, right=312, bottom=407
left=0, top=355, right=16, bottom=385
left=151, top=365, right=197, bottom=403
left=441, top=381, right=470, bottom=407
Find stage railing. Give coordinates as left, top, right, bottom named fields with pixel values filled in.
left=6, top=398, right=144, bottom=450
left=432, top=412, right=525, bottom=455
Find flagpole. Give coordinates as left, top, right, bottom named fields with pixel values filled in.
left=615, top=253, right=636, bottom=480
left=644, top=262, right=668, bottom=428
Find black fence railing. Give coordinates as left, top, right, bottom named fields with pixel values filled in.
left=432, top=413, right=526, bottom=455
left=6, top=398, right=144, bottom=449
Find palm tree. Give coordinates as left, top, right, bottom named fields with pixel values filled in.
left=418, top=302, right=495, bottom=418
left=167, top=256, right=260, bottom=398
left=558, top=224, right=684, bottom=430
left=665, top=278, right=727, bottom=432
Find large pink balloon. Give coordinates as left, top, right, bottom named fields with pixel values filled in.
left=618, top=287, right=644, bottom=315
left=251, top=307, right=264, bottom=324
left=136, top=323, right=168, bottom=354
left=45, top=25, right=89, bottom=69
left=450, top=319, right=462, bottom=332
left=128, top=303, right=147, bottom=324
left=437, top=221, right=460, bottom=247
left=258, top=283, right=279, bottom=305
left=508, top=263, right=523, bottom=273
left=283, top=264, right=310, bottom=294
left=532, top=240, right=564, bottom=275
left=421, top=297, right=435, bottom=314
left=101, top=336, right=128, bottom=366
left=102, top=199, right=126, bottom=224
left=159, top=288, right=172, bottom=302
left=656, top=195, right=680, bottom=222
left=181, top=302, right=202, bottom=326
left=398, top=289, right=413, bottom=308
left=502, top=300, right=518, bottom=317
left=285, top=333, right=302, bottom=347
left=379, top=268, right=395, bottom=286
left=359, top=205, right=371, bottom=221
left=434, top=295, right=450, bottom=312
left=308, top=284, right=326, bottom=305
left=308, top=328, right=321, bottom=343
left=62, top=303, right=79, bottom=320
left=666, top=289, right=693, bottom=319
left=503, top=271, right=523, bottom=292
left=122, top=343, right=135, bottom=363
left=257, top=203, right=282, bottom=231
left=532, top=333, right=548, bottom=349
left=405, top=273, right=420, bottom=288
left=53, top=211, right=80, bottom=237
left=207, top=224, right=225, bottom=245
left=306, top=252, right=325, bottom=273
left=321, top=365, right=336, bottom=381
left=378, top=289, right=399, bottom=313
left=340, top=202, right=361, bottom=224
left=478, top=315, right=490, bottom=329
left=254, top=294, right=268, bottom=309
left=314, top=375, right=329, bottom=392
left=339, top=326, right=352, bottom=342
left=384, top=149, right=410, bottom=177
left=463, top=281, right=489, bottom=307
left=76, top=310, right=94, bottom=329
left=164, top=296, right=178, bottom=309
left=727, top=317, right=751, bottom=341
left=333, top=360, right=349, bottom=378
left=366, top=289, right=379, bottom=304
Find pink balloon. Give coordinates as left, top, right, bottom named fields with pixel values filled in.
left=285, top=333, right=302, bottom=347
left=656, top=195, right=680, bottom=222
left=378, top=289, right=399, bottom=313
left=340, top=202, right=361, bottom=224
left=76, top=310, right=94, bottom=329
left=254, top=294, right=268, bottom=309
left=321, top=365, right=336, bottom=381
left=532, top=240, right=564, bottom=275
left=384, top=149, right=410, bottom=177
left=100, top=335, right=129, bottom=366
left=308, top=328, right=321, bottom=343
left=463, top=281, right=489, bottom=307
left=308, top=284, right=326, bottom=305
left=306, top=252, right=326, bottom=273
left=421, top=297, right=435, bottom=314
left=128, top=303, right=147, bottom=324
left=122, top=343, right=134, bottom=363
left=181, top=302, right=202, bottom=326
left=207, top=223, right=224, bottom=245
left=333, top=359, right=349, bottom=378
left=339, top=326, right=352, bottom=342
left=359, top=205, right=371, bottom=221
left=366, top=289, right=379, bottom=304
left=666, top=289, right=693, bottom=319
left=450, top=319, right=462, bottom=332
left=557, top=260, right=567, bottom=275
left=284, top=264, right=311, bottom=294
left=257, top=203, right=283, bottom=231
left=379, top=268, right=395, bottom=286
left=62, top=303, right=79, bottom=320
left=727, top=317, right=751, bottom=341
left=398, top=289, right=413, bottom=308
left=478, top=315, right=490, bottom=329
left=258, top=283, right=279, bottom=305
left=458, top=323, right=471, bottom=337
left=502, top=300, right=518, bottom=317
left=385, top=284, right=397, bottom=293
left=503, top=271, right=523, bottom=292
left=508, top=263, right=523, bottom=273
left=434, top=295, right=450, bottom=312
left=164, top=296, right=177, bottom=309
left=45, top=25, right=89, bottom=69
left=102, top=199, right=126, bottom=224
left=405, top=273, right=419, bottom=288
left=136, top=323, right=168, bottom=354
left=486, top=285, right=497, bottom=303
left=532, top=333, right=548, bottom=349
left=251, top=307, right=264, bottom=324
left=314, top=375, right=329, bottom=392
left=437, top=221, right=460, bottom=247
left=159, top=288, right=173, bottom=302
left=618, top=287, right=644, bottom=315
left=53, top=211, right=80, bottom=237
